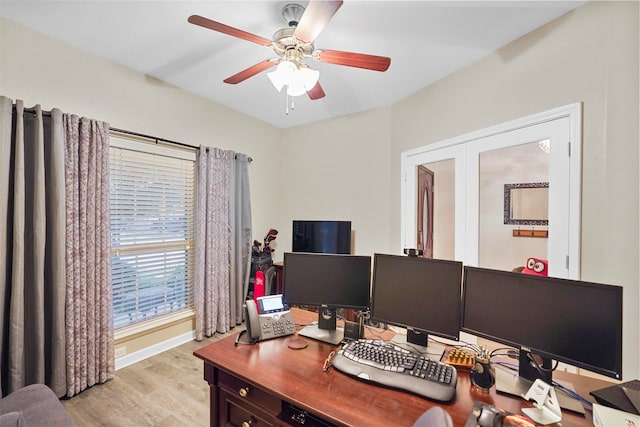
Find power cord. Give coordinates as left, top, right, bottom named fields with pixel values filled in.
left=527, top=352, right=558, bottom=375
left=234, top=329, right=256, bottom=346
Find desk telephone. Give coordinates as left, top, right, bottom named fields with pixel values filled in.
left=244, top=294, right=295, bottom=343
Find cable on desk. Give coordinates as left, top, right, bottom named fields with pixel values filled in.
left=393, top=340, right=441, bottom=358
left=356, top=310, right=371, bottom=321
left=446, top=340, right=481, bottom=355
left=363, top=324, right=387, bottom=340
left=491, top=361, right=518, bottom=371
left=491, top=360, right=591, bottom=409
left=552, top=381, right=593, bottom=409
left=527, top=352, right=559, bottom=378
left=490, top=347, right=519, bottom=358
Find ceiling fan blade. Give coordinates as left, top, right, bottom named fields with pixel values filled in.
left=307, top=81, right=326, bottom=100
left=293, top=1, right=343, bottom=43
left=315, top=49, right=391, bottom=72
left=188, top=15, right=272, bottom=47
left=223, top=60, right=276, bottom=84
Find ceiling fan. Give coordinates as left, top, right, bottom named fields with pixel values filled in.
left=188, top=1, right=391, bottom=100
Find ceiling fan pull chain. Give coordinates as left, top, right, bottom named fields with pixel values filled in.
left=285, top=93, right=290, bottom=115
left=291, top=96, right=295, bottom=111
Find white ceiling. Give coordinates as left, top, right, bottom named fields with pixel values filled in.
left=0, top=1, right=585, bottom=129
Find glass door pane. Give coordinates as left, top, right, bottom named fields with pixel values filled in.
left=478, top=141, right=549, bottom=271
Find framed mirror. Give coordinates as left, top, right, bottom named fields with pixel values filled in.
left=503, top=182, right=549, bottom=225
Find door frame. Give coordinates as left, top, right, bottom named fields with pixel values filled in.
left=400, top=103, right=582, bottom=278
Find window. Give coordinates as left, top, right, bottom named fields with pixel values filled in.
left=109, top=136, right=196, bottom=329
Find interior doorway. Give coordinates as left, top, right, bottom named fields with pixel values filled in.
left=401, top=103, right=582, bottom=278
left=416, top=165, right=434, bottom=258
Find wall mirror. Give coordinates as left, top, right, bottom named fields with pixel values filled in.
left=504, top=182, right=549, bottom=225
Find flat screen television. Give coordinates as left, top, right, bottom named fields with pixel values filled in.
left=370, top=254, right=463, bottom=358
left=283, top=252, right=371, bottom=344
left=461, top=266, right=623, bottom=406
left=292, top=220, right=351, bottom=254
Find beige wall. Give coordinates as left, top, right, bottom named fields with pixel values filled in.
left=1, top=1, right=638, bottom=379
left=390, top=1, right=639, bottom=378
left=272, top=109, right=393, bottom=260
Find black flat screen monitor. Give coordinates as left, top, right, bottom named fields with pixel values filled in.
left=292, top=220, right=351, bottom=254
left=371, top=254, right=463, bottom=357
left=462, top=266, right=623, bottom=388
left=283, top=252, right=371, bottom=345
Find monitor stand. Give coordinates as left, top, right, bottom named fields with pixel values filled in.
left=390, top=328, right=445, bottom=362
left=298, top=307, right=344, bottom=345
left=494, top=350, right=585, bottom=415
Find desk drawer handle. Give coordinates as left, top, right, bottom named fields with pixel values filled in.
left=239, top=386, right=250, bottom=398
left=241, top=421, right=253, bottom=427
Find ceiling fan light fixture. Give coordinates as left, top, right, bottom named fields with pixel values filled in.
left=297, top=66, right=320, bottom=89
left=267, top=61, right=320, bottom=97
left=267, top=60, right=297, bottom=92
left=287, top=82, right=307, bottom=97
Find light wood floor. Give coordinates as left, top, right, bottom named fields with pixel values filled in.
left=61, top=330, right=236, bottom=427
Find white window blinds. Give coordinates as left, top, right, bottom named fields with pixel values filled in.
left=109, top=137, right=196, bottom=329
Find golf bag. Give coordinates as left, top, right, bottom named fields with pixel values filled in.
left=248, top=228, right=278, bottom=299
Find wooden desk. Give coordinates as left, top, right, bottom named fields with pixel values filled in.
left=194, top=308, right=610, bottom=427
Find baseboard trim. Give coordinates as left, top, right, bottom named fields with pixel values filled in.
left=115, top=330, right=195, bottom=370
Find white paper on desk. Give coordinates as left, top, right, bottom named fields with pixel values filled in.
left=593, top=403, right=640, bottom=427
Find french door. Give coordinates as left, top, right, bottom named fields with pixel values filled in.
left=401, top=104, right=582, bottom=278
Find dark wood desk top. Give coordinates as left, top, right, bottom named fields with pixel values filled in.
left=194, top=308, right=610, bottom=427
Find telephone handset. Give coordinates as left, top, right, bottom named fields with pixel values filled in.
left=245, top=299, right=261, bottom=342
left=242, top=294, right=295, bottom=344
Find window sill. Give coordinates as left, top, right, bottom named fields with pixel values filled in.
left=115, top=309, right=195, bottom=343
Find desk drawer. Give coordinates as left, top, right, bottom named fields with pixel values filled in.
left=220, top=389, right=275, bottom=427
left=218, top=370, right=281, bottom=415
left=275, top=403, right=335, bottom=427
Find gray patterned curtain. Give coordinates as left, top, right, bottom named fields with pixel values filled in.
left=63, top=114, right=114, bottom=397
left=0, top=96, right=113, bottom=398
left=194, top=146, right=251, bottom=340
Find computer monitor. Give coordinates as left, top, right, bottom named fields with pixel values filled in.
left=292, top=220, right=351, bottom=254
left=461, top=266, right=623, bottom=403
left=283, top=252, right=371, bottom=345
left=370, top=254, right=463, bottom=358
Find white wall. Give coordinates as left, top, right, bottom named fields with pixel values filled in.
left=390, top=1, right=639, bottom=378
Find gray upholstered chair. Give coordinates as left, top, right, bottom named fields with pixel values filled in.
left=0, top=384, right=73, bottom=426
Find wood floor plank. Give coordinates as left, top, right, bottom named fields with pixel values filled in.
left=61, top=330, right=235, bottom=426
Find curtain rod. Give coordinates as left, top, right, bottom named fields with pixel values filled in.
left=110, top=128, right=252, bottom=162
left=110, top=127, right=195, bottom=150
left=13, top=105, right=252, bottom=162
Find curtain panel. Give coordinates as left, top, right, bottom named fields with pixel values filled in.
left=0, top=98, right=67, bottom=397
left=63, top=114, right=114, bottom=397
left=0, top=96, right=113, bottom=398
left=230, top=153, right=252, bottom=325
left=194, top=147, right=252, bottom=340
